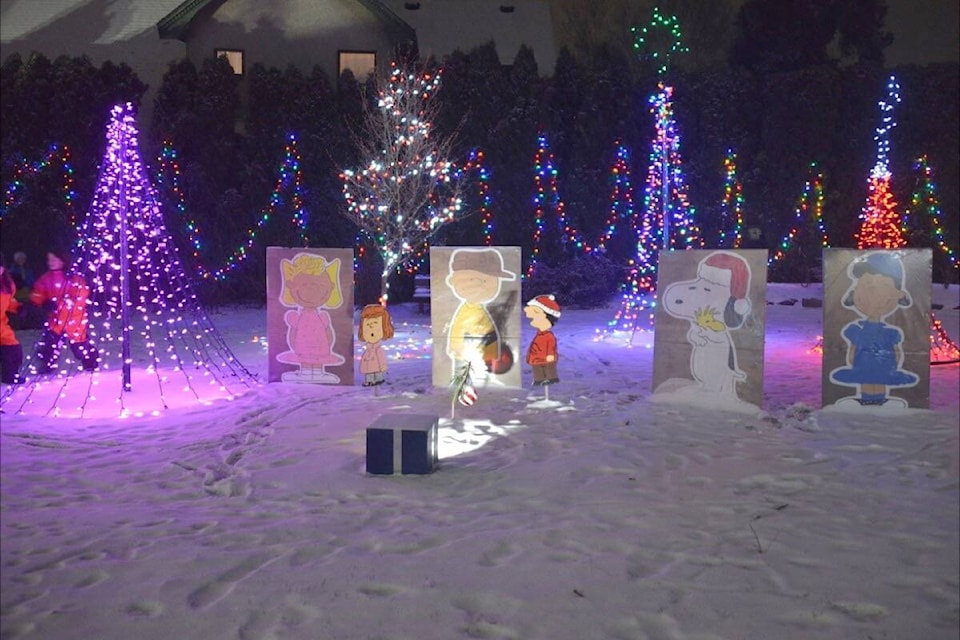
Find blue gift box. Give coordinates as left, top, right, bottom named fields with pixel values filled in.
left=365, top=413, right=439, bottom=475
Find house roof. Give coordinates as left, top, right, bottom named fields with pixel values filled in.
left=156, top=0, right=416, bottom=46
left=157, top=0, right=222, bottom=41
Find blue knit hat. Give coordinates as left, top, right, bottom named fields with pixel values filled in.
left=852, top=252, right=905, bottom=290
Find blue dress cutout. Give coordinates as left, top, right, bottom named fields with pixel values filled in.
left=831, top=320, right=918, bottom=386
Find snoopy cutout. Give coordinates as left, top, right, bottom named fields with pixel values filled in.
left=660, top=251, right=753, bottom=401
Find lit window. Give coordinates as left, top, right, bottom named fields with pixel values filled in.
left=339, top=51, right=375, bottom=79
left=215, top=49, right=244, bottom=75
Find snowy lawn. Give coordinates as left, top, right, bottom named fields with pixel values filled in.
left=1, top=284, right=958, bottom=640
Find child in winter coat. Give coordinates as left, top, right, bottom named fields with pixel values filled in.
left=29, top=249, right=99, bottom=373
left=0, top=260, right=24, bottom=384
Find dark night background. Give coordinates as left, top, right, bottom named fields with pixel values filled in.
left=1, top=0, right=957, bottom=305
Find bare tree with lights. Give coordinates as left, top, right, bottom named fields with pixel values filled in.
left=340, top=60, right=468, bottom=305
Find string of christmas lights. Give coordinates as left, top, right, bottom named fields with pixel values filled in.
left=353, top=229, right=374, bottom=279
left=603, top=77, right=700, bottom=338
left=595, top=140, right=656, bottom=333
left=604, top=233, right=658, bottom=335
left=465, top=148, right=494, bottom=246
left=155, top=134, right=308, bottom=281
left=857, top=75, right=906, bottom=250
left=526, top=132, right=586, bottom=277
left=644, top=83, right=701, bottom=252
left=904, top=157, right=960, bottom=365
left=631, top=7, right=689, bottom=76
left=605, top=154, right=659, bottom=334
left=1, top=143, right=78, bottom=224
left=930, top=313, right=960, bottom=364
left=594, top=142, right=637, bottom=255
left=905, top=155, right=958, bottom=272
left=769, top=163, right=829, bottom=267
left=352, top=147, right=493, bottom=285
left=394, top=148, right=497, bottom=277
left=341, top=62, right=465, bottom=303
left=718, top=149, right=744, bottom=249
left=2, top=103, right=257, bottom=418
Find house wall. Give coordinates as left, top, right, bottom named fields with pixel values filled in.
left=0, top=0, right=559, bottom=134
left=186, top=0, right=396, bottom=82
left=384, top=0, right=557, bottom=73
left=0, top=0, right=186, bottom=129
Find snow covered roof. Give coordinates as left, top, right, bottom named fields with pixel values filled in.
left=156, top=0, right=416, bottom=47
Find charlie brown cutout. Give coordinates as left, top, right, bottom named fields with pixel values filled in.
left=828, top=251, right=919, bottom=408
left=655, top=250, right=763, bottom=410
left=443, top=248, right=517, bottom=382
left=524, top=294, right=561, bottom=386
left=276, top=253, right=346, bottom=383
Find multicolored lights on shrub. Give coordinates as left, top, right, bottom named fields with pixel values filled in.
left=355, top=147, right=492, bottom=280
left=156, top=135, right=308, bottom=281
left=465, top=148, right=494, bottom=246
left=857, top=75, right=905, bottom=250
left=906, top=156, right=958, bottom=272
left=341, top=63, right=465, bottom=303
left=930, top=313, right=960, bottom=364
left=769, top=163, right=829, bottom=266
left=605, top=143, right=659, bottom=333
left=594, top=142, right=637, bottom=254
left=1, top=103, right=257, bottom=418
left=718, top=149, right=744, bottom=249
left=1, top=143, right=78, bottom=224
left=527, top=132, right=585, bottom=277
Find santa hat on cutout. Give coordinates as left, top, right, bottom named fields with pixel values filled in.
left=697, top=252, right=751, bottom=316
left=526, top=294, right=561, bottom=318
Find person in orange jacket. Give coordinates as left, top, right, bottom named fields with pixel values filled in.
left=29, top=249, right=99, bottom=374
left=0, top=258, right=24, bottom=384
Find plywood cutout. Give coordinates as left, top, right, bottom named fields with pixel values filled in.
left=822, top=248, right=930, bottom=409
left=266, top=247, right=355, bottom=385
left=652, top=249, right=768, bottom=412
left=430, top=247, right=522, bottom=388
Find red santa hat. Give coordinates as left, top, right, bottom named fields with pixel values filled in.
left=526, top=294, right=561, bottom=317
left=697, top=252, right=751, bottom=316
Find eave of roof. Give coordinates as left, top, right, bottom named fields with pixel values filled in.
left=157, top=0, right=416, bottom=45
left=157, top=0, right=223, bottom=41
left=354, top=0, right=416, bottom=44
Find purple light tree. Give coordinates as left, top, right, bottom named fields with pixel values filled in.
left=2, top=103, right=256, bottom=418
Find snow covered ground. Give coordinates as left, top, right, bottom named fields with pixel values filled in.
left=1, top=283, right=958, bottom=640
